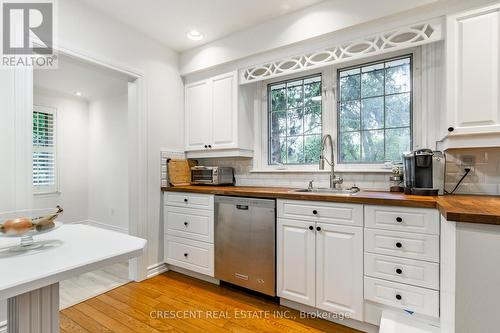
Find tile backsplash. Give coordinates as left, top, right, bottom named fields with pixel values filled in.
left=445, top=148, right=500, bottom=195
left=194, top=158, right=391, bottom=190
left=195, top=148, right=500, bottom=196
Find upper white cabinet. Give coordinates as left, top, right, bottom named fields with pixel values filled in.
left=185, top=80, right=211, bottom=150
left=184, top=71, right=254, bottom=158
left=445, top=3, right=500, bottom=145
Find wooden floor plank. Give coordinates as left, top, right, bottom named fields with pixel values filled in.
left=61, top=271, right=362, bottom=333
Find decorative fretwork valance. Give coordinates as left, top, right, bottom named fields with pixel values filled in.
left=240, top=20, right=443, bottom=84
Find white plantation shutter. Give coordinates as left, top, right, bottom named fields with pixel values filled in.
left=33, top=106, right=57, bottom=193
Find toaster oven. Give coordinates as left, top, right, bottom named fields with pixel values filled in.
left=191, top=166, right=235, bottom=185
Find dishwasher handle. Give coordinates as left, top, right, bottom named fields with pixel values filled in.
left=236, top=204, right=249, bottom=210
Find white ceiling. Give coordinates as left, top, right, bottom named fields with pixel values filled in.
left=34, top=55, right=131, bottom=102
left=77, top=0, right=325, bottom=52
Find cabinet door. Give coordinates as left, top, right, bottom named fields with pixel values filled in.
left=447, top=4, right=500, bottom=135
left=277, top=218, right=315, bottom=306
left=211, top=71, right=238, bottom=149
left=185, top=80, right=211, bottom=150
left=316, top=223, right=363, bottom=320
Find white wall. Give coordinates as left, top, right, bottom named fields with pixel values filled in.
left=180, top=0, right=499, bottom=75
left=88, top=94, right=129, bottom=232
left=56, top=0, right=184, bottom=269
left=32, top=89, right=90, bottom=223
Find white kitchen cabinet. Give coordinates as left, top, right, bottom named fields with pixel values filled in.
left=316, top=223, right=363, bottom=320
left=185, top=80, right=211, bottom=150
left=211, top=72, right=238, bottom=148
left=184, top=71, right=254, bottom=157
left=277, top=218, right=316, bottom=306
left=277, top=199, right=364, bottom=318
left=445, top=3, right=500, bottom=144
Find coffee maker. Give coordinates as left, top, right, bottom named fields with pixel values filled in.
left=402, top=149, right=445, bottom=196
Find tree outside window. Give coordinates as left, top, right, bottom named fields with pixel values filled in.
left=268, top=74, right=322, bottom=165
left=338, top=56, right=412, bottom=163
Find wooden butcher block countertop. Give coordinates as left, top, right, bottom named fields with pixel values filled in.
left=162, top=185, right=500, bottom=225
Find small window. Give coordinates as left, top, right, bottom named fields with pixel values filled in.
left=337, top=56, right=412, bottom=163
left=33, top=106, right=57, bottom=193
left=268, top=74, right=322, bottom=165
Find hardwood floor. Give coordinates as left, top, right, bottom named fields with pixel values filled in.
left=60, top=271, right=362, bottom=333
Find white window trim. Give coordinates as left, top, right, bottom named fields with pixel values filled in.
left=252, top=48, right=422, bottom=173
left=33, top=104, right=59, bottom=195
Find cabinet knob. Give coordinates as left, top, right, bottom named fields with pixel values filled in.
left=396, top=217, right=403, bottom=223
left=184, top=222, right=188, bottom=227
left=395, top=242, right=403, bottom=248
left=184, top=198, right=188, bottom=203
left=204, top=145, right=208, bottom=148
left=309, top=226, right=314, bottom=230
left=184, top=253, right=188, bottom=257
left=448, top=127, right=454, bottom=132
left=312, top=210, right=318, bottom=215
left=396, top=268, right=403, bottom=274
left=395, top=294, right=402, bottom=301
left=316, top=226, right=322, bottom=232
left=208, top=145, right=212, bottom=148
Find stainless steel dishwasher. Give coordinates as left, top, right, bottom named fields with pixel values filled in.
left=214, top=196, right=276, bottom=296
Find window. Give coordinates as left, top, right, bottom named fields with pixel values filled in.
left=337, top=55, right=412, bottom=163
left=268, top=74, right=322, bottom=165
left=33, top=106, right=57, bottom=193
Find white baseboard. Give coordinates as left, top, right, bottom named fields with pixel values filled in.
left=0, top=320, right=5, bottom=333
left=80, top=220, right=129, bottom=234
left=147, top=262, right=168, bottom=279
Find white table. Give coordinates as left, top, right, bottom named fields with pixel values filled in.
left=0, top=224, right=147, bottom=333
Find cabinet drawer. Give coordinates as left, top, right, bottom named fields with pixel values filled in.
left=165, top=235, right=214, bottom=277
left=164, top=192, right=214, bottom=210
left=165, top=206, right=214, bottom=243
left=277, top=199, right=363, bottom=227
left=365, top=205, right=439, bottom=235
left=364, top=253, right=439, bottom=290
left=364, top=228, right=439, bottom=262
left=364, top=277, right=439, bottom=318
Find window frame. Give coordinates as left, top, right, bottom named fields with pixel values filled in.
left=33, top=105, right=59, bottom=195
left=252, top=48, right=421, bottom=173
left=336, top=54, right=414, bottom=165
left=267, top=73, right=324, bottom=166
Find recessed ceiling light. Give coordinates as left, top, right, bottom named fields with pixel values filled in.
left=74, top=91, right=82, bottom=97
left=187, top=30, right=203, bottom=41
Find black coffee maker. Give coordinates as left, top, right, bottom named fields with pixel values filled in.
left=402, top=149, right=445, bottom=196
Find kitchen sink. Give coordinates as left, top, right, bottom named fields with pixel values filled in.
left=291, top=187, right=360, bottom=195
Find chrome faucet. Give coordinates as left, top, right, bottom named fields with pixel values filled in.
left=319, top=134, right=343, bottom=189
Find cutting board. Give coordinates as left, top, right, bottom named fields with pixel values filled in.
left=167, top=159, right=197, bottom=186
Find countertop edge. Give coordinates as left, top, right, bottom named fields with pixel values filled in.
left=162, top=186, right=500, bottom=225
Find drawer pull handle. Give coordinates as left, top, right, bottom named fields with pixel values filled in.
left=395, top=294, right=402, bottom=301
left=184, top=198, right=188, bottom=203
left=184, top=222, right=188, bottom=227
left=312, top=210, right=318, bottom=215
left=396, top=217, right=403, bottom=223
left=316, top=226, right=322, bottom=232
left=395, top=242, right=403, bottom=248
left=396, top=268, right=403, bottom=274
left=309, top=226, right=314, bottom=230
left=184, top=253, right=188, bottom=257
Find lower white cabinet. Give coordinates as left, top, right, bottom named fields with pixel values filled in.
left=164, top=192, right=215, bottom=277
left=165, top=235, right=214, bottom=276
left=277, top=200, right=364, bottom=320
left=277, top=218, right=316, bottom=306
left=316, top=223, right=363, bottom=320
